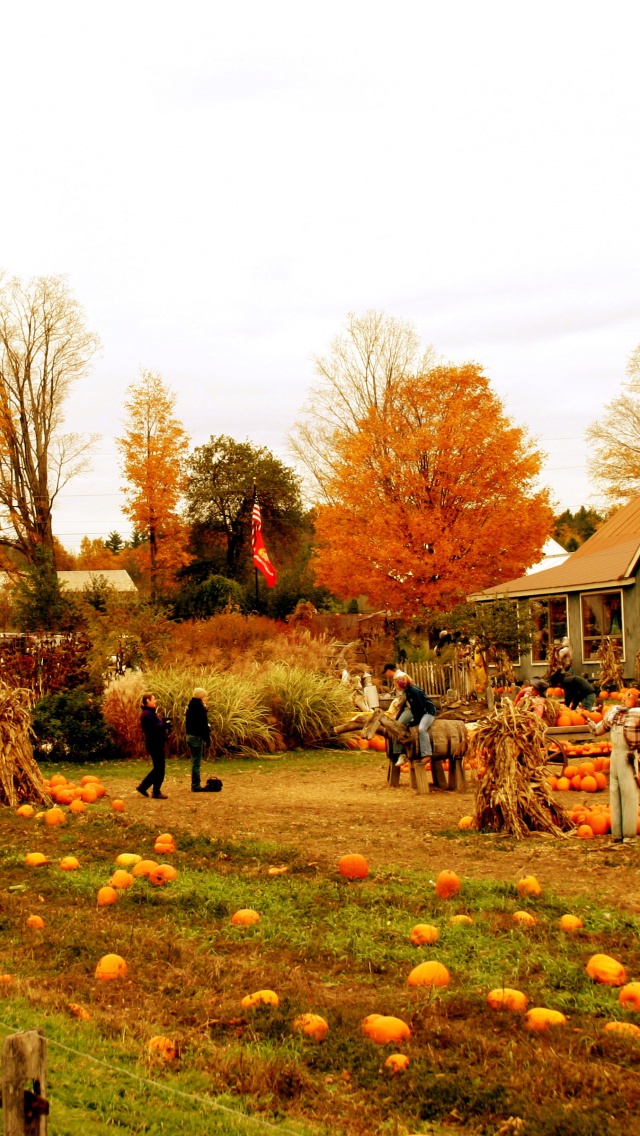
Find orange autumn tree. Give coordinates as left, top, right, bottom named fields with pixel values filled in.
left=314, top=363, right=553, bottom=615
left=117, top=370, right=190, bottom=595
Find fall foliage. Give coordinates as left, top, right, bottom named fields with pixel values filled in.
left=313, top=363, right=553, bottom=615
left=586, top=344, right=640, bottom=506
left=116, top=371, right=190, bottom=593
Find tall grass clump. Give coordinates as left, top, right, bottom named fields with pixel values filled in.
left=256, top=663, right=354, bottom=748
left=146, top=667, right=278, bottom=756
left=102, top=672, right=147, bottom=759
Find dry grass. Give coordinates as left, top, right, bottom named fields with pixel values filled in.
left=102, top=671, right=147, bottom=758
left=0, top=679, right=50, bottom=806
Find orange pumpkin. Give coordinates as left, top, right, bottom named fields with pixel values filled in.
left=435, top=870, right=460, bottom=899
left=559, top=914, right=583, bottom=932
left=81, top=775, right=100, bottom=786
left=26, top=914, right=45, bottom=929
left=338, top=854, right=369, bottom=880
left=148, top=1036, right=177, bottom=1060
left=50, top=773, right=67, bottom=787
left=25, top=852, right=47, bottom=867
left=586, top=953, right=627, bottom=986
left=368, top=735, right=387, bottom=752
left=361, top=1014, right=411, bottom=1044
left=111, top=800, right=125, bottom=813
left=557, top=777, right=570, bottom=791
left=407, top=960, right=450, bottom=988
left=45, top=807, right=65, bottom=827
left=231, top=909, right=261, bottom=926
left=97, top=886, right=118, bottom=907
left=410, top=924, right=439, bottom=946
left=156, top=864, right=178, bottom=882
left=587, top=810, right=609, bottom=835
left=517, top=876, right=542, bottom=898
left=81, top=786, right=98, bottom=803
left=16, top=804, right=35, bottom=818
left=581, top=775, right=597, bottom=793
left=449, top=914, right=473, bottom=925
left=604, top=1021, right=640, bottom=1039
left=525, top=1007, right=567, bottom=1031
left=132, top=860, right=159, bottom=878
left=513, top=911, right=536, bottom=927
left=594, top=772, right=608, bottom=790
left=59, top=856, right=80, bottom=871
left=109, top=869, right=134, bottom=890
left=241, top=989, right=279, bottom=1009
left=95, top=954, right=128, bottom=980
left=293, top=1013, right=329, bottom=1041
left=618, top=982, right=640, bottom=1011
left=385, top=1053, right=410, bottom=1073
left=458, top=816, right=474, bottom=830
left=577, top=824, right=594, bottom=840
left=148, top=868, right=169, bottom=887
left=69, top=799, right=86, bottom=814
left=356, top=738, right=369, bottom=750
left=487, top=988, right=528, bottom=1012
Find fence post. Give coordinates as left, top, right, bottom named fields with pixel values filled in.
left=1, top=1030, right=48, bottom=1136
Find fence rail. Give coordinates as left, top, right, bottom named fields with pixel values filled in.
left=408, top=660, right=475, bottom=700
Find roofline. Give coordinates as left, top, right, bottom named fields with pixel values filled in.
left=623, top=541, right=640, bottom=579
left=468, top=577, right=636, bottom=601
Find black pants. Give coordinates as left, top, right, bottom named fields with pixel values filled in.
left=139, top=747, right=165, bottom=795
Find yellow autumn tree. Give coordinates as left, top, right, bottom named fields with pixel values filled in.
left=117, top=371, right=190, bottom=595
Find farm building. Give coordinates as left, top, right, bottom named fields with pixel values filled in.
left=470, top=498, right=640, bottom=681
left=56, top=570, right=137, bottom=593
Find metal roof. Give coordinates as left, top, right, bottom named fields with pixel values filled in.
left=57, top=570, right=137, bottom=592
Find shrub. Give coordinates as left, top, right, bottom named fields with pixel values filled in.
left=172, top=576, right=247, bottom=620
left=145, top=667, right=278, bottom=756
left=256, top=663, right=354, bottom=748
left=102, top=672, right=147, bottom=758
left=32, top=690, right=117, bottom=762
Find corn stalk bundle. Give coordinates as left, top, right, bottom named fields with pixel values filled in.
left=597, top=636, right=624, bottom=690
left=472, top=701, right=572, bottom=839
left=0, top=680, right=51, bottom=807
left=542, top=697, right=564, bottom=726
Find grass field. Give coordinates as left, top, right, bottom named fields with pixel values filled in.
left=1, top=758, right=640, bottom=1135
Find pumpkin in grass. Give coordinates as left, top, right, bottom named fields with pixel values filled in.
left=458, top=816, right=474, bottom=830
left=586, top=953, right=627, bottom=986
left=148, top=867, right=170, bottom=887
left=410, top=924, right=439, bottom=946
left=81, top=786, right=98, bottom=803
left=95, top=953, right=128, bottom=981
left=25, top=852, right=47, bottom=867
left=513, top=911, right=536, bottom=928
left=435, top=870, right=460, bottom=899
left=487, top=988, right=528, bottom=1012
left=50, top=773, right=66, bottom=787
left=148, top=1036, right=177, bottom=1060
left=407, top=960, right=450, bottom=988
left=385, top=1053, right=410, bottom=1074
left=338, top=853, right=369, bottom=880
left=293, top=1013, right=329, bottom=1041
left=16, top=804, right=35, bottom=818
left=559, top=914, right=583, bottom=932
left=97, top=886, right=118, bottom=907
left=525, top=1007, right=567, bottom=1031
left=156, top=833, right=175, bottom=847
left=115, top=853, right=142, bottom=868
left=577, top=824, right=594, bottom=840
left=361, top=1014, right=411, bottom=1044
left=69, top=799, right=86, bottom=814
left=241, top=989, right=279, bottom=1009
left=26, top=914, right=45, bottom=930
left=517, top=875, right=542, bottom=898
left=45, top=807, right=65, bottom=827
left=604, top=1020, right=640, bottom=1039
left=157, top=864, right=178, bottom=882
left=132, top=860, right=159, bottom=878
left=0, top=975, right=13, bottom=984
left=619, top=982, right=640, bottom=1011
left=111, top=800, right=125, bottom=813
left=110, top=869, right=134, bottom=890
left=449, top=914, right=473, bottom=925
left=59, top=856, right=80, bottom=871
left=231, top=909, right=261, bottom=926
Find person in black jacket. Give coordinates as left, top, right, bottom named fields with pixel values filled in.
left=551, top=670, right=597, bottom=711
left=185, top=686, right=211, bottom=792
left=137, top=694, right=169, bottom=799
left=393, top=671, right=438, bottom=765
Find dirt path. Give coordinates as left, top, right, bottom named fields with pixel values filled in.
left=108, top=755, right=640, bottom=912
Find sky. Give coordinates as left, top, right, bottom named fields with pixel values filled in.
left=1, top=1, right=639, bottom=548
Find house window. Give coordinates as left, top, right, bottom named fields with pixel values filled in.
left=581, top=591, right=624, bottom=661
left=530, top=596, right=568, bottom=663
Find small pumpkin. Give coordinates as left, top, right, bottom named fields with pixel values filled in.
left=449, top=914, right=473, bottom=925
left=458, top=816, right=474, bottom=830
left=16, top=804, right=35, bottom=818
left=111, top=800, right=125, bottom=813
left=231, top=909, right=261, bottom=926
left=132, top=860, right=159, bottom=878
left=577, top=823, right=594, bottom=839
left=45, top=807, right=66, bottom=827
left=517, top=876, right=542, bottom=898
left=26, top=914, right=45, bottom=930
left=361, top=1014, right=411, bottom=1044
left=81, top=775, right=100, bottom=786
left=148, top=1035, right=177, bottom=1060
left=25, top=852, right=47, bottom=867
left=97, top=886, right=118, bottom=907
left=586, top=953, right=627, bottom=986
left=525, top=1007, right=567, bottom=1031
left=60, top=856, right=80, bottom=871
left=115, top=854, right=142, bottom=868
left=410, top=924, right=439, bottom=946
left=559, top=914, right=583, bottom=932
left=487, top=988, right=528, bottom=1012
left=157, top=864, right=178, bottom=882
left=407, top=960, right=450, bottom=988
left=156, top=833, right=176, bottom=847
left=50, top=774, right=67, bottom=787
left=435, top=870, right=460, bottom=899
left=604, top=1021, right=640, bottom=1039
left=513, top=911, right=536, bottom=928
left=68, top=1002, right=92, bottom=1021
left=95, top=953, right=128, bottom=981
left=81, top=785, right=98, bottom=803
left=0, top=974, right=13, bottom=984
left=69, top=799, right=86, bottom=814
left=619, top=982, right=640, bottom=1011
left=293, top=1013, right=329, bottom=1041
left=338, top=853, right=369, bottom=880
left=385, top=1053, right=410, bottom=1074
left=110, top=869, right=134, bottom=890
left=241, top=989, right=279, bottom=1009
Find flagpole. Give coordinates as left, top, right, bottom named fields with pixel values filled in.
left=253, top=479, right=259, bottom=608
left=255, top=567, right=259, bottom=608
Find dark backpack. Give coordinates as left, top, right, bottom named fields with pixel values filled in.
left=203, top=777, right=223, bottom=793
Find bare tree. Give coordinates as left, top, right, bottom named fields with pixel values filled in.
left=586, top=345, right=640, bottom=506
left=0, top=274, right=100, bottom=564
left=290, top=310, right=436, bottom=499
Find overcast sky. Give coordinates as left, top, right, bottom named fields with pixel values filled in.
left=2, top=1, right=639, bottom=548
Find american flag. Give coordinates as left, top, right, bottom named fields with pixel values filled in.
left=251, top=487, right=277, bottom=587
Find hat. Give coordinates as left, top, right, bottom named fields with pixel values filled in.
left=530, top=678, right=548, bottom=694
left=193, top=687, right=208, bottom=700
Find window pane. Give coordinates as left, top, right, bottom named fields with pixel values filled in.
left=582, top=595, right=602, bottom=639
left=549, top=598, right=568, bottom=641
left=603, top=593, right=623, bottom=636
left=531, top=598, right=549, bottom=662
left=581, top=591, right=624, bottom=662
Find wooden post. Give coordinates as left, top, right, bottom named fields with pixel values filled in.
left=1, top=1030, right=48, bottom=1135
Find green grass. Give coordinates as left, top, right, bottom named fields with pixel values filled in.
left=2, top=797, right=640, bottom=1135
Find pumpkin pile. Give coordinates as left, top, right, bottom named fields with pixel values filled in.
left=547, top=757, right=610, bottom=794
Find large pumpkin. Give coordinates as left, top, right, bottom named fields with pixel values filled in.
left=407, top=960, right=450, bottom=988
left=487, top=988, right=528, bottom=1012
left=435, top=870, right=460, bottom=899
left=361, top=1014, right=411, bottom=1044
left=338, top=854, right=369, bottom=880
left=95, top=954, right=128, bottom=980
left=293, top=1013, right=329, bottom=1041
left=586, top=954, right=627, bottom=986
left=604, top=1021, right=640, bottom=1039
left=559, top=914, right=583, bottom=932
left=231, top=909, right=261, bottom=926
left=517, top=876, right=541, bottom=898
left=110, top=870, right=134, bottom=890
left=410, top=924, right=439, bottom=946
left=241, top=989, right=279, bottom=1009
left=25, top=852, right=47, bottom=867
left=525, top=1007, right=567, bottom=1031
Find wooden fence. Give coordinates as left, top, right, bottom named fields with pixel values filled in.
left=408, top=660, right=475, bottom=700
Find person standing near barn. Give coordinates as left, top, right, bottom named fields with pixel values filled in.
left=591, top=706, right=639, bottom=844
left=136, top=694, right=170, bottom=799
left=185, top=687, right=211, bottom=793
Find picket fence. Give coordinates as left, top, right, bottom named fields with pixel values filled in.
left=408, top=660, right=475, bottom=700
